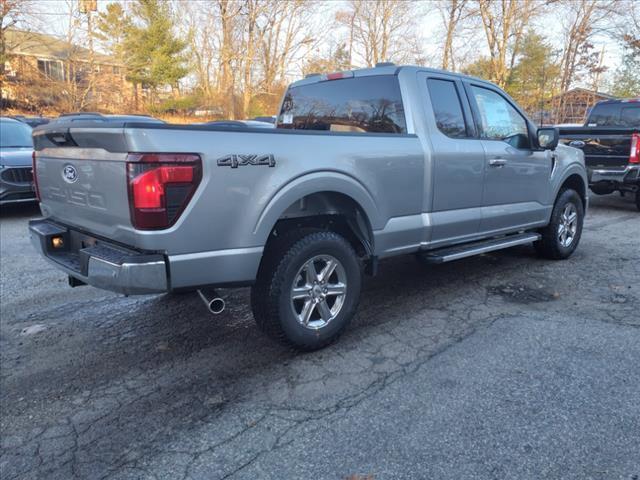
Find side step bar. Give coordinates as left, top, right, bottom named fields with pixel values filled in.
left=421, top=232, right=541, bottom=264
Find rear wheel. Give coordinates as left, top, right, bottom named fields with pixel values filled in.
left=535, top=189, right=584, bottom=260
left=251, top=231, right=362, bottom=351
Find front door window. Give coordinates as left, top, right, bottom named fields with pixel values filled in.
left=471, top=86, right=529, bottom=149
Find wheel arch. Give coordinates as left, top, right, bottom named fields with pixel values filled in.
left=557, top=172, right=588, bottom=209
left=254, top=172, right=381, bottom=259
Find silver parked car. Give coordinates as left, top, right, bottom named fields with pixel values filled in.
left=0, top=117, right=36, bottom=205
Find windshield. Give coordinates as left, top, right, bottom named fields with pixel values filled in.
left=0, top=121, right=33, bottom=148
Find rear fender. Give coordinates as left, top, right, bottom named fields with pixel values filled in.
left=253, top=171, right=381, bottom=246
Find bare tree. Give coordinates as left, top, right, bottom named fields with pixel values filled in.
left=239, top=0, right=268, bottom=117
left=59, top=0, right=93, bottom=111
left=554, top=0, right=616, bottom=119
left=259, top=0, right=316, bottom=94
left=215, top=0, right=242, bottom=118
left=179, top=0, right=320, bottom=119
left=1, top=0, right=37, bottom=104
left=612, top=0, right=640, bottom=56
left=182, top=1, right=221, bottom=102
left=334, top=8, right=355, bottom=68
left=338, top=0, right=421, bottom=67
left=475, top=0, right=539, bottom=88
left=436, top=0, right=470, bottom=71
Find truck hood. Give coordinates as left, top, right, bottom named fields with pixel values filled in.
left=0, top=147, right=33, bottom=167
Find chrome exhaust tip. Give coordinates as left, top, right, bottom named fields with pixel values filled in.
left=197, top=289, right=226, bottom=315
left=208, top=297, right=226, bottom=314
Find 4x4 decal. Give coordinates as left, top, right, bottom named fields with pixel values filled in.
left=217, top=154, right=275, bottom=168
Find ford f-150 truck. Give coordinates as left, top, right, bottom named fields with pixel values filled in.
left=558, top=98, right=640, bottom=210
left=29, top=64, right=588, bottom=350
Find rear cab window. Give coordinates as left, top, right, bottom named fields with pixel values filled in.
left=277, top=75, right=407, bottom=134
left=587, top=102, right=640, bottom=127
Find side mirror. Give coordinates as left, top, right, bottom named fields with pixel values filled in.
left=537, top=127, right=559, bottom=150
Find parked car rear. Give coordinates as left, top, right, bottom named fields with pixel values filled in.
left=50, top=113, right=165, bottom=124
left=10, top=115, right=50, bottom=128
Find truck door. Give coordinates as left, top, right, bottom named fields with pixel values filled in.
left=465, top=83, right=552, bottom=234
left=419, top=74, right=486, bottom=247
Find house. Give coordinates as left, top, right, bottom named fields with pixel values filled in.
left=546, top=88, right=618, bottom=125
left=1, top=29, right=135, bottom=113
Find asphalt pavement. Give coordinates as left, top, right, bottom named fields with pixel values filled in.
left=1, top=193, right=638, bottom=480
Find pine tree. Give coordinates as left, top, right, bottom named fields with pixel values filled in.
left=507, top=32, right=561, bottom=116
left=93, top=2, right=130, bottom=62
left=122, top=0, right=187, bottom=97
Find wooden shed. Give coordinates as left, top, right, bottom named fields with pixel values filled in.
left=547, top=88, right=618, bottom=125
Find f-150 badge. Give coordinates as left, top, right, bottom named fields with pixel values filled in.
left=217, top=154, right=275, bottom=168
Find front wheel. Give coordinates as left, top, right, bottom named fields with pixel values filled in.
left=251, top=231, right=362, bottom=351
left=535, top=189, right=584, bottom=260
left=635, top=188, right=640, bottom=212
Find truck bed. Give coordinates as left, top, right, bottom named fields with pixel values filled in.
left=32, top=120, right=424, bottom=256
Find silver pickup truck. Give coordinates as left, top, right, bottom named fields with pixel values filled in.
left=29, top=64, right=588, bottom=350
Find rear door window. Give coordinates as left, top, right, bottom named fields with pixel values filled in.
left=278, top=75, right=407, bottom=134
left=426, top=78, right=467, bottom=138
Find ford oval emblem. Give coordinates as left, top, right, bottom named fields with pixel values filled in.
left=568, top=140, right=586, bottom=149
left=62, top=164, right=78, bottom=183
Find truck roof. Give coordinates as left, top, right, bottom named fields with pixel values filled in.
left=594, top=98, right=640, bottom=105
left=289, top=64, right=495, bottom=89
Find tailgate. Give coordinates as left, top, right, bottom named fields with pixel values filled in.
left=558, top=128, right=633, bottom=169
left=33, top=125, right=135, bottom=244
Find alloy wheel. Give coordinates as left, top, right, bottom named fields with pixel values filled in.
left=557, top=202, right=578, bottom=248
left=290, top=254, right=347, bottom=330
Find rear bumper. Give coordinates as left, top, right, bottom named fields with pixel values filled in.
left=589, top=165, right=640, bottom=185
left=29, top=219, right=168, bottom=295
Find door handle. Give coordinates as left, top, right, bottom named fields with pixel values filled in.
left=489, top=158, right=507, bottom=167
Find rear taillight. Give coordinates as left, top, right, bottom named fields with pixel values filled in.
left=126, top=153, right=202, bottom=230
left=32, top=151, right=40, bottom=201
left=630, top=133, right=640, bottom=164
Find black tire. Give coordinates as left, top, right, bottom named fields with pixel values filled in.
left=635, top=188, right=640, bottom=212
left=251, top=231, right=362, bottom=351
left=535, top=189, right=584, bottom=260
left=590, top=184, right=614, bottom=195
